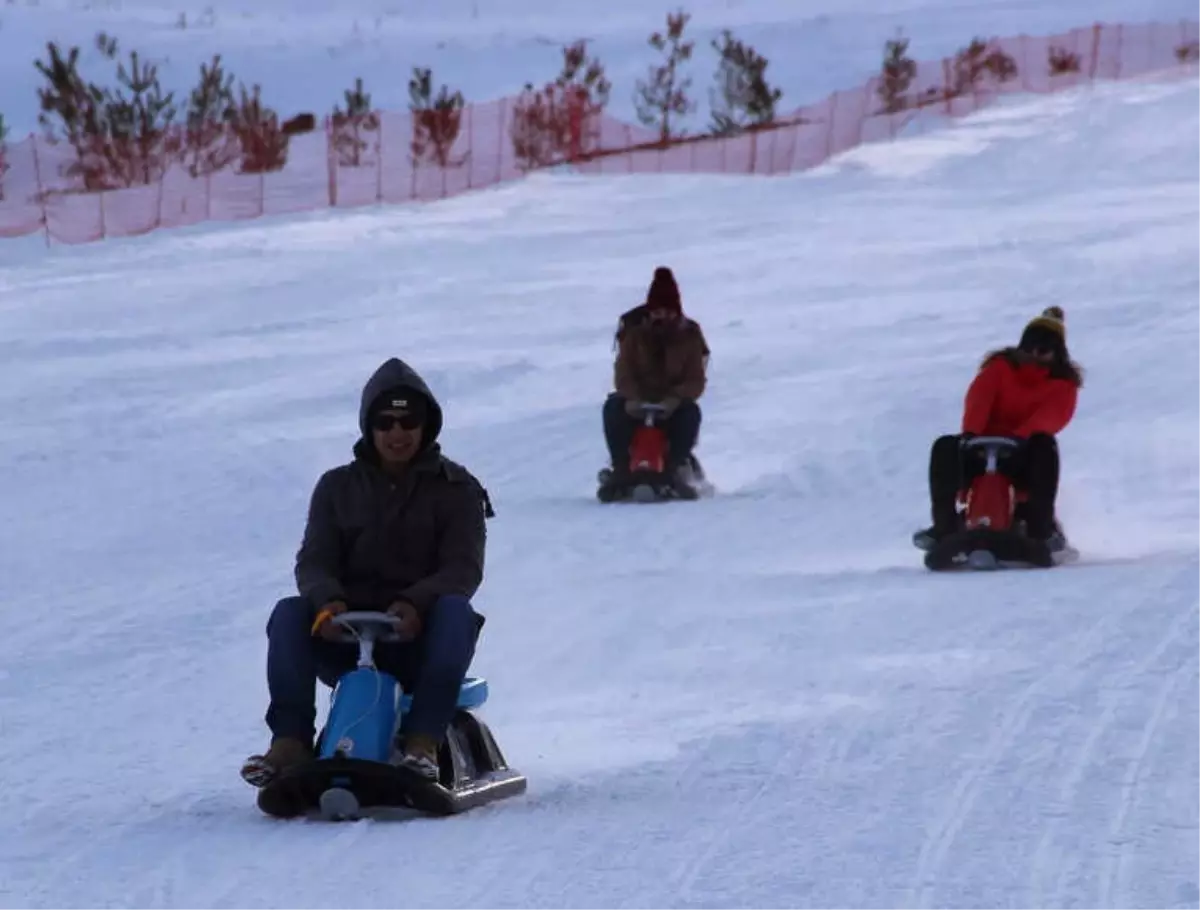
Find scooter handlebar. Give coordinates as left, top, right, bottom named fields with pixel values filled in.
left=326, top=610, right=406, bottom=643
left=962, top=435, right=1021, bottom=451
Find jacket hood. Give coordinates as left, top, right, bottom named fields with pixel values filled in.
left=357, top=357, right=445, bottom=450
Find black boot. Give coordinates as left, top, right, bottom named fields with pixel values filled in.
left=913, top=434, right=965, bottom=549
left=602, top=393, right=635, bottom=471
left=599, top=394, right=636, bottom=501
left=1017, top=434, right=1061, bottom=545
left=597, top=465, right=630, bottom=502
left=667, top=464, right=700, bottom=500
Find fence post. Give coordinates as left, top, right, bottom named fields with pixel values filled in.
left=825, top=90, right=839, bottom=160
left=466, top=102, right=474, bottom=190
left=1019, top=34, right=1029, bottom=91
left=1089, top=23, right=1102, bottom=79
left=156, top=164, right=165, bottom=230
left=567, top=91, right=583, bottom=163
left=496, top=98, right=506, bottom=185
left=410, top=112, right=419, bottom=202
left=325, top=116, right=336, bottom=208
left=30, top=134, right=50, bottom=247
left=376, top=112, right=384, bottom=204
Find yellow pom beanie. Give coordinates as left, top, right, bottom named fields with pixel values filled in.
left=1019, top=306, right=1066, bottom=351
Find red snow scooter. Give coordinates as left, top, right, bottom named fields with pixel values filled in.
left=596, top=402, right=709, bottom=503
left=918, top=435, right=1076, bottom=571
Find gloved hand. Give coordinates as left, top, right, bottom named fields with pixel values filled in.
left=312, top=600, right=348, bottom=641
left=624, top=399, right=644, bottom=418
left=660, top=396, right=681, bottom=417
left=386, top=599, right=423, bottom=642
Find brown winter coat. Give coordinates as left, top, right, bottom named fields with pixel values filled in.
left=613, top=309, right=709, bottom=403
left=294, top=358, right=494, bottom=616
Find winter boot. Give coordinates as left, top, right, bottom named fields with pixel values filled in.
left=668, top=462, right=699, bottom=500
left=396, top=732, right=440, bottom=782
left=913, top=525, right=951, bottom=550
left=1013, top=501, right=1063, bottom=540
left=1031, top=519, right=1067, bottom=554
left=912, top=505, right=960, bottom=551
left=241, top=736, right=312, bottom=789
left=916, top=437, right=966, bottom=549
left=1044, top=526, right=1067, bottom=553
left=912, top=526, right=937, bottom=550
left=597, top=465, right=630, bottom=502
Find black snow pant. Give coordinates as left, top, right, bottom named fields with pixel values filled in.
left=603, top=392, right=701, bottom=473
left=928, top=432, right=1060, bottom=538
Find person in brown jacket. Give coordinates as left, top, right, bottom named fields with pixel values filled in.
left=601, top=266, right=709, bottom=497
left=241, top=357, right=494, bottom=804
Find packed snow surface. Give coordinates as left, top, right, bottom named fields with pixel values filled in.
left=0, top=55, right=1196, bottom=910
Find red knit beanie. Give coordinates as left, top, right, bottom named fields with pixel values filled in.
left=646, top=266, right=681, bottom=313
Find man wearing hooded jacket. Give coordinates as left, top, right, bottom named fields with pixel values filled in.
left=241, top=357, right=493, bottom=807
left=601, top=266, right=710, bottom=498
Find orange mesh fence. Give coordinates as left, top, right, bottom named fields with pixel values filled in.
left=0, top=19, right=1195, bottom=245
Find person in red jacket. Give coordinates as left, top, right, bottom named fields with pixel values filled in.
left=913, top=306, right=1084, bottom=552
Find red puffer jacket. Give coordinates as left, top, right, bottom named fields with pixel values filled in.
left=961, top=351, right=1078, bottom=438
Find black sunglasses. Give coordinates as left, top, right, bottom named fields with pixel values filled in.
left=371, top=412, right=423, bottom=432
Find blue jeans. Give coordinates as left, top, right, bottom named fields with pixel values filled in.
left=264, top=595, right=478, bottom=745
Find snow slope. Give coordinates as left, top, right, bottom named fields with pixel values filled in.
left=1, top=0, right=1195, bottom=135
left=0, top=76, right=1197, bottom=907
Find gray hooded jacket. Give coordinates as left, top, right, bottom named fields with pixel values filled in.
left=294, top=358, right=493, bottom=614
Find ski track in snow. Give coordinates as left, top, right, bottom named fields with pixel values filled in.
left=1029, top=588, right=1198, bottom=908
left=0, top=75, right=1196, bottom=909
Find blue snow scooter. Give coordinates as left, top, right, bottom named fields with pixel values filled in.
left=248, top=611, right=526, bottom=820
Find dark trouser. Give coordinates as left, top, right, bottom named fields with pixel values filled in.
left=603, top=392, right=701, bottom=472
left=264, top=595, right=478, bottom=746
left=929, top=432, right=1060, bottom=537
